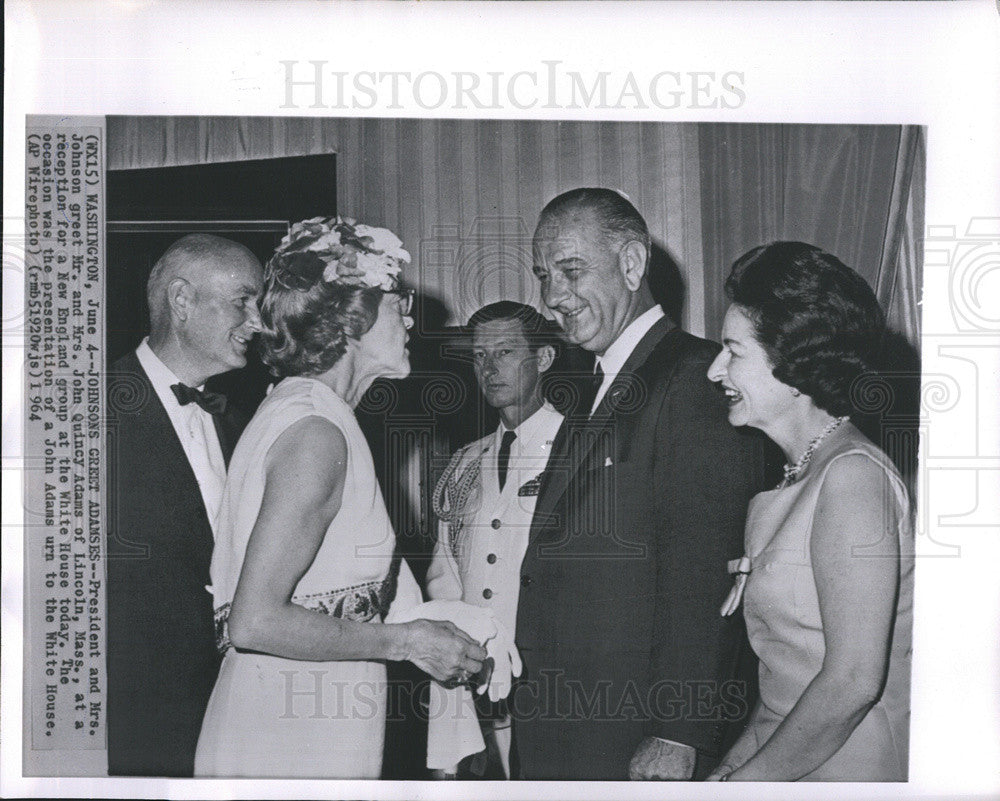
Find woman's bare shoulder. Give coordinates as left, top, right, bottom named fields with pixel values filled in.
left=265, top=415, right=348, bottom=487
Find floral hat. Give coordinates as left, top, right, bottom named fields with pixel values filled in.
left=268, top=216, right=410, bottom=292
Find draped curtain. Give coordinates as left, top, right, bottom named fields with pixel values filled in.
left=698, top=124, right=925, bottom=491
left=698, top=123, right=924, bottom=347
left=106, top=117, right=703, bottom=330
left=107, top=118, right=923, bottom=344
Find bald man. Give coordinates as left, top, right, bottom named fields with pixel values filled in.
left=106, top=234, right=264, bottom=776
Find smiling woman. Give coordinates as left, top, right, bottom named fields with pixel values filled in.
left=706, top=242, right=913, bottom=782
left=710, top=305, right=804, bottom=432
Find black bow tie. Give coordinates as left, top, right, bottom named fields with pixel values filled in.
left=171, top=383, right=227, bottom=415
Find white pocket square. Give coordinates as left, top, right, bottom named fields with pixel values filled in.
left=604, top=456, right=613, bottom=467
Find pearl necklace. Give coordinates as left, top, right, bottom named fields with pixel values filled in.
left=778, top=416, right=850, bottom=488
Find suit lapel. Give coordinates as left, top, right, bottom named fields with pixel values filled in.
left=594, top=315, right=676, bottom=418
left=529, top=315, right=677, bottom=542
left=124, top=354, right=207, bottom=501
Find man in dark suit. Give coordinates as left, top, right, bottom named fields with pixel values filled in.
left=105, top=234, right=264, bottom=776
left=513, top=188, right=769, bottom=780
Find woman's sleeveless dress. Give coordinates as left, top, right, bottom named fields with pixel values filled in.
left=740, top=424, right=913, bottom=781
left=194, top=377, right=399, bottom=778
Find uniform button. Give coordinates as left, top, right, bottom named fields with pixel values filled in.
left=491, top=519, right=502, bottom=529
left=486, top=553, right=497, bottom=564
left=520, top=574, right=533, bottom=587
left=482, top=588, right=493, bottom=599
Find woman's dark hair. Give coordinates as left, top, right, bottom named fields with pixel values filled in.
left=726, top=241, right=886, bottom=417
left=258, top=266, right=382, bottom=378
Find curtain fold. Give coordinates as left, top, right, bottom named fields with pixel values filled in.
left=876, top=127, right=925, bottom=349
left=698, top=123, right=925, bottom=491
left=105, top=117, right=922, bottom=344
left=106, top=117, right=701, bottom=328
left=697, top=123, right=923, bottom=349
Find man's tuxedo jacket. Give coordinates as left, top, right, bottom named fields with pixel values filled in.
left=105, top=351, right=247, bottom=776
left=514, top=317, right=770, bottom=779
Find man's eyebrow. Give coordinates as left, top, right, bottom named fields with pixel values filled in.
left=235, top=283, right=261, bottom=295
left=554, top=255, right=583, bottom=267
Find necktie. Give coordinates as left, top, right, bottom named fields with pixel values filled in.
left=586, top=362, right=605, bottom=416
left=497, top=430, right=517, bottom=492
left=171, top=382, right=227, bottom=415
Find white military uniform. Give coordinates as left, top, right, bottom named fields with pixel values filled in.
left=427, top=400, right=563, bottom=774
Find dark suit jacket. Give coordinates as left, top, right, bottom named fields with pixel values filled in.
left=105, top=351, right=247, bottom=776
left=513, top=317, right=771, bottom=780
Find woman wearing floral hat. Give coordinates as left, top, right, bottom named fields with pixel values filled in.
left=194, top=218, right=487, bottom=778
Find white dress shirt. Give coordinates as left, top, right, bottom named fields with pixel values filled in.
left=135, top=338, right=227, bottom=536
left=591, top=304, right=665, bottom=415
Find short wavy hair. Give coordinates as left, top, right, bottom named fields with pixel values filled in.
left=726, top=241, right=886, bottom=417
left=538, top=187, right=651, bottom=268
left=465, top=301, right=560, bottom=353
left=258, top=264, right=382, bottom=378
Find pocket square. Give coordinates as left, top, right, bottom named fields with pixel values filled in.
left=604, top=456, right=613, bottom=467
left=518, top=475, right=542, bottom=496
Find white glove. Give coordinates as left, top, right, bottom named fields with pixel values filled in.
left=480, top=617, right=522, bottom=702
left=386, top=599, right=521, bottom=701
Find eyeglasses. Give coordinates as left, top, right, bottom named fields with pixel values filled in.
left=385, top=288, right=415, bottom=316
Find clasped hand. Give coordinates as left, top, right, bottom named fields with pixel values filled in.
left=403, top=618, right=486, bottom=685
left=391, top=600, right=522, bottom=701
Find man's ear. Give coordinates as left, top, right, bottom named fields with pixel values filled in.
left=166, top=277, right=194, bottom=322
left=536, top=344, right=556, bottom=374
left=619, top=240, right=649, bottom=293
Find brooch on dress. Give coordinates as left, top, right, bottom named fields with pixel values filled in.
left=720, top=556, right=752, bottom=617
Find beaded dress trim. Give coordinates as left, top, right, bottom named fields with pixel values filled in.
left=214, top=557, right=400, bottom=653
